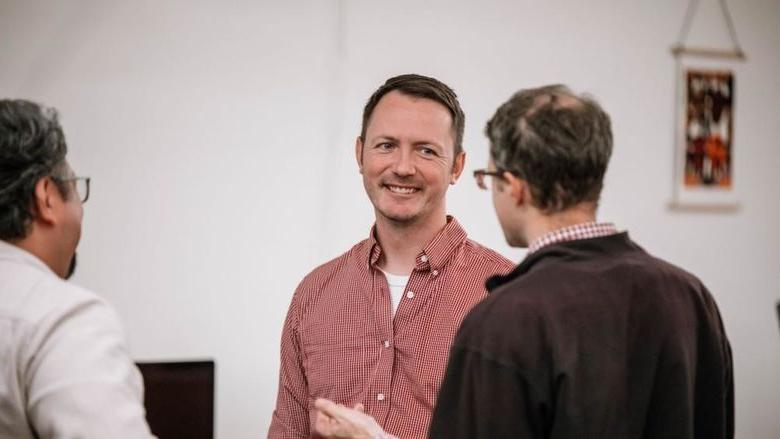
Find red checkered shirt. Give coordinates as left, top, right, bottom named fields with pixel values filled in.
left=527, top=222, right=618, bottom=255
left=268, top=217, right=514, bottom=439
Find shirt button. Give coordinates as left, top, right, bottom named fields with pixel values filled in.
left=406, top=291, right=415, bottom=299
left=383, top=340, right=390, bottom=348
left=377, top=393, right=385, bottom=401
left=432, top=270, right=439, bottom=276
left=420, top=255, right=428, bottom=263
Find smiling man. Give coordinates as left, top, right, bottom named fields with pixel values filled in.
left=268, top=74, right=513, bottom=438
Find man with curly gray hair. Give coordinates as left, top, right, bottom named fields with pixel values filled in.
left=0, top=99, right=154, bottom=438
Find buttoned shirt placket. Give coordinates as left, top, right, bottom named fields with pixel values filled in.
left=363, top=244, right=446, bottom=424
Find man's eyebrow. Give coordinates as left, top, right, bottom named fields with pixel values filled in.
left=371, top=135, right=399, bottom=143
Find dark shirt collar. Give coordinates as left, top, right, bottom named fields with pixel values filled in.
left=366, top=215, right=467, bottom=272
left=485, top=231, right=632, bottom=292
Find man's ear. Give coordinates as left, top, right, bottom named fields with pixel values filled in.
left=503, top=171, right=527, bottom=206
left=33, top=177, right=59, bottom=225
left=355, top=136, right=364, bottom=174
left=450, top=152, right=466, bottom=184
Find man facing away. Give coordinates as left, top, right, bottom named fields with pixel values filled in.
left=0, top=100, right=154, bottom=438
left=314, top=85, right=734, bottom=439
left=268, top=74, right=513, bottom=438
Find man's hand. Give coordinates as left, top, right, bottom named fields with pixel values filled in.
left=313, top=398, right=397, bottom=439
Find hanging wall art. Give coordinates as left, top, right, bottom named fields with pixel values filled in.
left=670, top=0, right=746, bottom=211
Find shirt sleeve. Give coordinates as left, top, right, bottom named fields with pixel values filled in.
left=23, top=295, right=154, bottom=438
left=428, top=345, right=549, bottom=439
left=268, top=287, right=310, bottom=438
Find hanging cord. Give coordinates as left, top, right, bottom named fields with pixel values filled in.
left=719, top=0, right=744, bottom=54
left=672, top=0, right=745, bottom=58
left=675, top=0, right=700, bottom=47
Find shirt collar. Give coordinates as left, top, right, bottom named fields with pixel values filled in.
left=366, top=215, right=468, bottom=271
left=527, top=221, right=618, bottom=255
left=0, top=239, right=57, bottom=276
left=486, top=229, right=630, bottom=293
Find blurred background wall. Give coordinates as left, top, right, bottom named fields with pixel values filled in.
left=1, top=0, right=778, bottom=437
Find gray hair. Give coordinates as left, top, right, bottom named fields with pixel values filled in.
left=0, top=99, right=69, bottom=240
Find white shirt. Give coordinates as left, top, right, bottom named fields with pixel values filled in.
left=380, top=270, right=410, bottom=317
left=0, top=240, right=154, bottom=438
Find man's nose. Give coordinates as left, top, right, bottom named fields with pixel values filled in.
left=392, top=148, right=416, bottom=177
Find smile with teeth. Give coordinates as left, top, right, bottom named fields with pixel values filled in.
left=385, top=184, right=419, bottom=194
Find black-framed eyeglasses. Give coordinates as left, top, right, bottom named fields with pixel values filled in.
left=473, top=168, right=505, bottom=190
left=53, top=176, right=91, bottom=203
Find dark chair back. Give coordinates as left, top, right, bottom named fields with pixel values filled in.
left=136, top=360, right=215, bottom=439
left=776, top=301, right=780, bottom=334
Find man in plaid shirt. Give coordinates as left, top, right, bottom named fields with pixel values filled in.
left=268, top=74, right=513, bottom=438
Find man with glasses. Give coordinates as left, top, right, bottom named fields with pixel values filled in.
left=0, top=99, right=154, bottom=438
left=269, top=74, right=513, bottom=438
left=314, top=85, right=733, bottom=439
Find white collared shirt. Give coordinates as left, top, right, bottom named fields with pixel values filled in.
left=0, top=240, right=154, bottom=438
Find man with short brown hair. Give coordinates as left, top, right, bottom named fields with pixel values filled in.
left=268, top=74, right=513, bottom=438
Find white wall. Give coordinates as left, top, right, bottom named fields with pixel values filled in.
left=1, top=1, right=778, bottom=437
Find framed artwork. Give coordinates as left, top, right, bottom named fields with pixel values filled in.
left=670, top=52, right=742, bottom=211
left=668, top=0, right=745, bottom=211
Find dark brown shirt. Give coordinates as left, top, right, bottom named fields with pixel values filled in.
left=429, top=233, right=733, bottom=439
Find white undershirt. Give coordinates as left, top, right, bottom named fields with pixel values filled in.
left=380, top=270, right=410, bottom=317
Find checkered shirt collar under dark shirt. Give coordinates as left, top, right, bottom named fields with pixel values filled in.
left=527, top=222, right=619, bottom=255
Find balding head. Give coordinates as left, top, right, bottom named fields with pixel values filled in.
left=485, top=85, right=613, bottom=213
